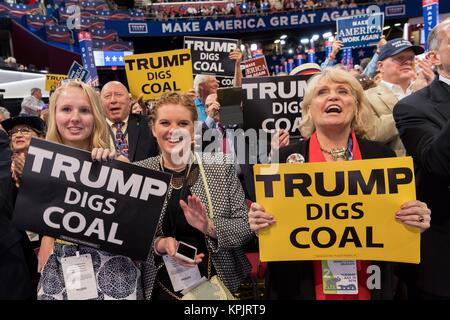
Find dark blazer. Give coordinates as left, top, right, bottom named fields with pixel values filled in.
left=0, top=130, right=35, bottom=300
left=266, top=137, right=398, bottom=300
left=201, top=122, right=257, bottom=201
left=394, top=78, right=450, bottom=297
left=126, top=114, right=159, bottom=162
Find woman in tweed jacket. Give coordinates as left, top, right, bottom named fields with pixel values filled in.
left=134, top=92, right=253, bottom=300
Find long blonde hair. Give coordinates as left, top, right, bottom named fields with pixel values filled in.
left=46, top=80, right=109, bottom=150
left=299, top=68, right=372, bottom=139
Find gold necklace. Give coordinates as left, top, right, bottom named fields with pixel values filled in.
left=160, top=154, right=193, bottom=190
left=319, top=146, right=348, bottom=161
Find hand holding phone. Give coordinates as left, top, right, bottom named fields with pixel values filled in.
left=175, top=241, right=197, bottom=264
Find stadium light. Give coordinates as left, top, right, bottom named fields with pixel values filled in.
left=322, top=32, right=332, bottom=39
left=300, top=38, right=309, bottom=45
left=312, top=34, right=320, bottom=41
left=280, top=40, right=286, bottom=45
left=274, top=39, right=281, bottom=44
left=403, top=22, right=409, bottom=40
left=280, top=35, right=288, bottom=40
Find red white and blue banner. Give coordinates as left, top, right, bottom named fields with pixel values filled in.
left=95, top=10, right=145, bottom=21
left=93, top=50, right=133, bottom=67
left=0, top=2, right=39, bottom=18
left=27, top=14, right=53, bottom=30
left=79, top=17, right=105, bottom=30
left=92, top=40, right=134, bottom=51
left=78, top=31, right=99, bottom=87
left=422, top=0, right=439, bottom=50
left=91, top=28, right=118, bottom=41
left=81, top=1, right=109, bottom=12
left=46, top=25, right=71, bottom=43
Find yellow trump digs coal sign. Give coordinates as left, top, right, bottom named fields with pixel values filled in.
left=254, top=157, right=420, bottom=263
left=45, top=74, right=67, bottom=92
left=124, top=48, right=193, bottom=100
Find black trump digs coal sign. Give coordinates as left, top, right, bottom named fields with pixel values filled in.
left=13, top=138, right=171, bottom=260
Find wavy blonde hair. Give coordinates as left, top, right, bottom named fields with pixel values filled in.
left=299, top=68, right=373, bottom=139
left=46, top=80, right=109, bottom=150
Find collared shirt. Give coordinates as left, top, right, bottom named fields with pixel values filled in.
left=439, top=74, right=450, bottom=87
left=380, top=80, right=412, bottom=101
left=362, top=52, right=379, bottom=78
left=196, top=96, right=240, bottom=173
left=20, top=95, right=44, bottom=116
left=194, top=97, right=207, bottom=122
left=106, top=116, right=129, bottom=153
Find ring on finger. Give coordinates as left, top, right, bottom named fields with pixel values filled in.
left=418, top=214, right=425, bottom=223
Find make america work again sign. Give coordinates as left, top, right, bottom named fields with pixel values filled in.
left=13, top=138, right=171, bottom=260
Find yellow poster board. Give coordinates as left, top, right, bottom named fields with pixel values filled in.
left=124, top=49, right=193, bottom=100
left=45, top=74, right=68, bottom=92
left=254, top=157, right=420, bottom=263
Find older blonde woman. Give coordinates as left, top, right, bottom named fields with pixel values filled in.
left=248, top=68, right=431, bottom=300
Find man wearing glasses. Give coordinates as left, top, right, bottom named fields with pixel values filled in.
left=365, top=39, right=435, bottom=156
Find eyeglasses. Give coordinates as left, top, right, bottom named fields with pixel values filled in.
left=390, top=55, right=415, bottom=65
left=8, top=127, right=33, bottom=137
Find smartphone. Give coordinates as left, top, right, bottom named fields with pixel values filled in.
left=175, top=241, right=197, bottom=264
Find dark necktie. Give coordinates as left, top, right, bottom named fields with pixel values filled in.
left=218, top=124, right=230, bottom=154
left=113, top=121, right=129, bottom=157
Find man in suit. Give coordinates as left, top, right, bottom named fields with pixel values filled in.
left=393, top=19, right=450, bottom=299
left=365, top=39, right=434, bottom=156
left=199, top=93, right=253, bottom=198
left=193, top=48, right=243, bottom=122
left=100, top=81, right=158, bottom=162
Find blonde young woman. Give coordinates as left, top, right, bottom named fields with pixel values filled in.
left=37, top=80, right=142, bottom=300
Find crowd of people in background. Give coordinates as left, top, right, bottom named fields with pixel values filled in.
left=0, top=56, right=36, bottom=72
left=147, top=0, right=399, bottom=20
